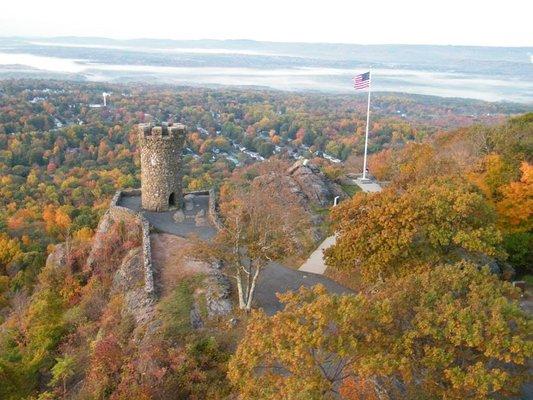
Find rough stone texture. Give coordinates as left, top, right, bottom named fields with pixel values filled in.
left=187, top=270, right=232, bottom=330
left=173, top=210, right=185, bottom=223
left=111, top=247, right=156, bottom=326
left=456, top=249, right=515, bottom=280
left=252, top=160, right=347, bottom=242
left=190, top=305, right=204, bottom=330
left=195, top=209, right=209, bottom=227
left=286, top=160, right=348, bottom=207
left=86, top=210, right=114, bottom=269
left=46, top=243, right=68, bottom=270
left=203, top=270, right=232, bottom=317
left=118, top=190, right=217, bottom=240
left=139, top=123, right=186, bottom=212
left=207, top=188, right=223, bottom=230
left=254, top=160, right=347, bottom=211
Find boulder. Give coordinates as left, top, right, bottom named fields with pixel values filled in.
left=254, top=160, right=347, bottom=210
left=195, top=209, right=209, bottom=227
left=184, top=194, right=195, bottom=211
left=45, top=242, right=68, bottom=270
left=173, top=209, right=185, bottom=223
left=204, top=269, right=232, bottom=317
left=190, top=305, right=204, bottom=329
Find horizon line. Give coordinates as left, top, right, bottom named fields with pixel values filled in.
left=2, top=35, right=532, bottom=49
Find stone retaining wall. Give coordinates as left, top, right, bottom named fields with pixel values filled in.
left=208, top=188, right=223, bottom=231
left=183, top=189, right=223, bottom=230
left=109, top=189, right=155, bottom=297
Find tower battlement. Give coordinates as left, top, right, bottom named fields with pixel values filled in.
left=139, top=122, right=186, bottom=139
left=138, top=122, right=186, bottom=211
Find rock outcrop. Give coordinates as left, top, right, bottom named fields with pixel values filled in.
left=254, top=160, right=347, bottom=210
left=286, top=160, right=347, bottom=207
left=203, top=269, right=232, bottom=318
left=111, top=247, right=156, bottom=328
left=252, top=160, right=348, bottom=242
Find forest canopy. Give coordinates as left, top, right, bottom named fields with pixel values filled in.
left=0, top=79, right=531, bottom=399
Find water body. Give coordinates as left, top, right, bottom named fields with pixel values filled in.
left=0, top=38, right=531, bottom=104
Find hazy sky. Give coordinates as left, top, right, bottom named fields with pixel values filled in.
left=1, top=0, right=532, bottom=46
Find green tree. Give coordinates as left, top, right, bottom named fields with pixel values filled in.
left=49, top=356, right=76, bottom=396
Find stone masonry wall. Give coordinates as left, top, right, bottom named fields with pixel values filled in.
left=108, top=189, right=156, bottom=297
left=208, top=188, right=223, bottom=230
left=182, top=189, right=223, bottom=230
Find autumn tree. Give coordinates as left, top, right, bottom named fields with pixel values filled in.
left=42, top=205, right=72, bottom=241
left=190, top=170, right=311, bottom=310
left=325, top=177, right=504, bottom=285
left=228, top=263, right=532, bottom=400
left=496, top=162, right=533, bottom=273
left=0, top=233, right=22, bottom=275
left=467, top=153, right=517, bottom=202
left=49, top=355, right=76, bottom=396
left=497, top=161, right=533, bottom=232
left=385, top=142, right=456, bottom=189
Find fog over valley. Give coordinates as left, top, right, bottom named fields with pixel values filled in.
left=0, top=37, right=531, bottom=103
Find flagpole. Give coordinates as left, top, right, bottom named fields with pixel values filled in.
left=362, top=69, right=371, bottom=180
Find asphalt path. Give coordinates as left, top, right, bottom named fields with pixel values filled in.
left=119, top=194, right=216, bottom=240
left=256, top=261, right=352, bottom=315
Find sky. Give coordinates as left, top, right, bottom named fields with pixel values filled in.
left=1, top=0, right=532, bottom=47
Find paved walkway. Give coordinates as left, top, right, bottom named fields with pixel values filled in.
left=256, top=262, right=352, bottom=315
left=298, top=178, right=382, bottom=275
left=120, top=193, right=350, bottom=312
left=354, top=178, right=383, bottom=193
left=299, top=235, right=336, bottom=274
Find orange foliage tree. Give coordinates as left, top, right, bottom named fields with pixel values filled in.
left=497, top=162, right=533, bottom=231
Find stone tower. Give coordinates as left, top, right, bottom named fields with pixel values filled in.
left=138, top=122, right=186, bottom=211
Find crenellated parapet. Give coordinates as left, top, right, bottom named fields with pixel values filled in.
left=138, top=122, right=186, bottom=140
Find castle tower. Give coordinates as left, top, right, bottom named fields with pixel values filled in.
left=138, top=122, right=186, bottom=211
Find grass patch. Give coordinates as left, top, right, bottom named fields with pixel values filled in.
left=341, top=183, right=361, bottom=197
left=160, top=276, right=203, bottom=338
left=310, top=205, right=334, bottom=236
left=521, top=274, right=533, bottom=286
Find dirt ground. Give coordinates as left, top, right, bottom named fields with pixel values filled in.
left=150, top=233, right=211, bottom=296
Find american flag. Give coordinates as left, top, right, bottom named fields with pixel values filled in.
left=353, top=71, right=370, bottom=90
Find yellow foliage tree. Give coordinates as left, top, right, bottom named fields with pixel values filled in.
left=325, top=177, right=504, bottom=285
left=228, top=263, right=532, bottom=400
left=190, top=176, right=311, bottom=310
left=0, top=233, right=22, bottom=274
